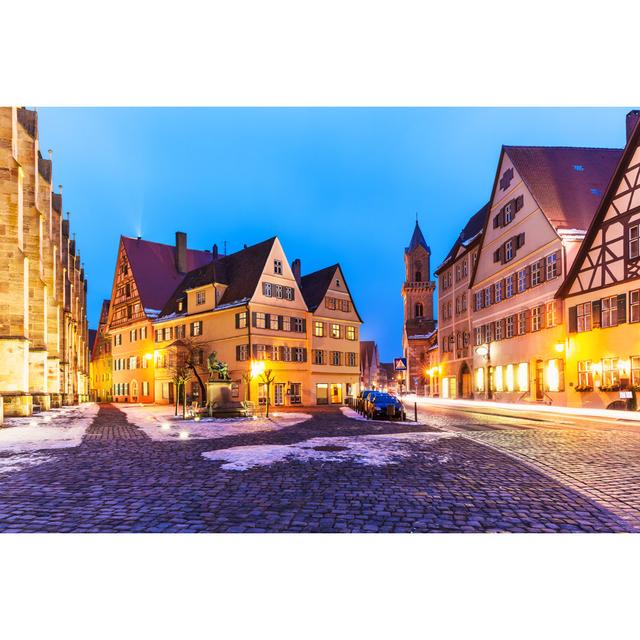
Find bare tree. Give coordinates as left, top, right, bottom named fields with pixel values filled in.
left=169, top=338, right=208, bottom=406
left=259, top=369, right=277, bottom=418
left=166, top=347, right=193, bottom=418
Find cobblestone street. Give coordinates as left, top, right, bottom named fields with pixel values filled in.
left=0, top=404, right=634, bottom=533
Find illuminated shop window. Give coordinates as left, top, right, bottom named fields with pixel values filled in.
left=517, top=362, right=529, bottom=392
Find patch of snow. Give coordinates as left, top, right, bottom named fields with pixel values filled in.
left=202, top=431, right=456, bottom=471
left=0, top=403, right=99, bottom=454
left=0, top=452, right=54, bottom=475
left=119, top=404, right=312, bottom=441
left=340, top=406, right=418, bottom=426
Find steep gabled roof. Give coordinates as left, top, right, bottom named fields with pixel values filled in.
left=558, top=117, right=640, bottom=298
left=405, top=221, right=430, bottom=254
left=159, top=237, right=277, bottom=317
left=434, top=202, right=489, bottom=275
left=505, top=146, right=622, bottom=232
left=300, top=263, right=364, bottom=323
left=121, top=236, right=212, bottom=313
left=359, top=340, right=377, bottom=367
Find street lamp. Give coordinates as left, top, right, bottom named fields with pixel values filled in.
left=475, top=343, right=491, bottom=399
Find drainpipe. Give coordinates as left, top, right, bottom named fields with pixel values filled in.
left=246, top=302, right=252, bottom=401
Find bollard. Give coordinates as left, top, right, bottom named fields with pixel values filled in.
left=414, top=402, right=418, bottom=422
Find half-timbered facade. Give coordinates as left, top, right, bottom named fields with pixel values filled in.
left=470, top=145, right=621, bottom=404
left=434, top=203, right=487, bottom=398
left=559, top=111, right=640, bottom=408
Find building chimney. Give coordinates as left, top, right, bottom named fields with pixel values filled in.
left=212, top=243, right=219, bottom=259
left=627, top=110, right=640, bottom=142
left=175, top=231, right=187, bottom=273
left=292, top=258, right=302, bottom=285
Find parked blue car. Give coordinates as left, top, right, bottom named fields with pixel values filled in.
left=364, top=392, right=406, bottom=421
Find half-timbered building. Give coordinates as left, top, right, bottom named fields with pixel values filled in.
left=558, top=111, right=640, bottom=408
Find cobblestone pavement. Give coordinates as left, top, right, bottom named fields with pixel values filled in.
left=0, top=404, right=633, bottom=532
left=416, top=404, right=640, bottom=530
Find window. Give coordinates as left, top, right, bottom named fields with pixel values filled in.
left=129, top=356, right=137, bottom=370
left=504, top=201, right=514, bottom=225
left=254, top=313, right=266, bottom=329
left=274, top=259, right=283, bottom=274
left=415, top=270, right=423, bottom=282
left=631, top=290, right=640, bottom=323
left=578, top=360, right=593, bottom=388
left=343, top=326, right=354, bottom=340
left=284, top=287, right=294, bottom=301
left=415, top=302, right=424, bottom=317
left=331, top=323, right=341, bottom=339
left=313, top=349, right=325, bottom=365
left=237, top=312, right=248, bottom=329
left=517, top=311, right=526, bottom=335
left=505, top=275, right=514, bottom=298
left=495, top=320, right=503, bottom=341
left=163, top=327, right=173, bottom=341
left=130, top=329, right=136, bottom=342
left=255, top=344, right=268, bottom=360
left=545, top=253, right=558, bottom=280
left=546, top=359, right=564, bottom=392
left=282, top=316, right=291, bottom=332
left=474, top=292, right=482, bottom=310
left=191, top=320, right=203, bottom=336
left=518, top=269, right=527, bottom=293
left=517, top=362, right=529, bottom=392
left=494, top=281, right=502, bottom=303
left=346, top=352, right=357, bottom=367
left=484, top=287, right=491, bottom=308
left=262, top=282, right=272, bottom=297
left=506, top=315, right=514, bottom=338
left=289, top=383, right=302, bottom=404
left=475, top=327, right=482, bottom=346
left=269, top=315, right=279, bottom=330
left=293, top=347, right=306, bottom=362
left=602, top=358, right=619, bottom=387
left=316, top=383, right=329, bottom=405
left=504, top=239, right=514, bottom=262
left=326, top=297, right=336, bottom=310
left=601, top=296, right=617, bottom=328
left=292, top=317, right=304, bottom=333
left=531, top=306, right=541, bottom=331
left=275, top=284, right=283, bottom=299
left=196, top=291, right=206, bottom=305
left=462, top=259, right=468, bottom=277
left=281, top=346, right=292, bottom=362
left=461, top=294, right=467, bottom=312
left=531, top=261, right=541, bottom=287
left=114, top=334, right=122, bottom=346
left=577, top=303, right=592, bottom=332
left=630, top=224, right=639, bottom=259
left=546, top=301, right=556, bottom=327
left=330, top=351, right=341, bottom=366
left=140, top=327, right=147, bottom=340
left=632, top=356, right=640, bottom=386
left=475, top=368, right=485, bottom=392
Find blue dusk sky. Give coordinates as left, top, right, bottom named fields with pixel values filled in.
left=37, top=107, right=632, bottom=361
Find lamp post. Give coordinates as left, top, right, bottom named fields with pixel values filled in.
left=475, top=343, right=491, bottom=400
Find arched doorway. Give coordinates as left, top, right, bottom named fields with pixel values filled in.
left=459, top=362, right=472, bottom=398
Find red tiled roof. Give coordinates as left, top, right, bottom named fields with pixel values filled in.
left=121, top=236, right=212, bottom=313
left=504, top=146, right=623, bottom=231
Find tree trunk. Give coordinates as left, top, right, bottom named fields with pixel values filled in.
left=189, top=363, right=206, bottom=406
left=174, top=383, right=179, bottom=416
left=182, top=383, right=187, bottom=419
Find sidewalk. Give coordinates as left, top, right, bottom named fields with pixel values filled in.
left=402, top=394, right=640, bottom=424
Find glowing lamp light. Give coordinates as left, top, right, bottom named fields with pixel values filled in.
left=179, top=430, right=189, bottom=440
left=547, top=359, right=560, bottom=392
left=476, top=344, right=489, bottom=357
left=250, top=360, right=266, bottom=378
left=554, top=342, right=565, bottom=353
left=144, top=353, right=153, bottom=360
left=29, top=419, right=38, bottom=427
left=517, top=362, right=529, bottom=392
left=160, top=422, right=171, bottom=431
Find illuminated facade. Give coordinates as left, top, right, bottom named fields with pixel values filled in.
left=0, top=107, right=90, bottom=416
left=107, top=234, right=361, bottom=406
left=434, top=203, right=487, bottom=398
left=469, top=144, right=621, bottom=403
left=90, top=300, right=112, bottom=402
left=559, top=111, right=640, bottom=408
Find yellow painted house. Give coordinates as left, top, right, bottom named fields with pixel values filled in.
left=558, top=111, right=640, bottom=409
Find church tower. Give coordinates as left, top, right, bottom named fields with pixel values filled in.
left=401, top=220, right=437, bottom=393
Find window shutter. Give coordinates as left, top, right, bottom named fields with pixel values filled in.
left=235, top=313, right=240, bottom=329
left=235, top=345, right=241, bottom=360
left=539, top=259, right=547, bottom=283
left=617, top=293, right=627, bottom=324
left=592, top=299, right=602, bottom=328
left=516, top=232, right=525, bottom=249
left=265, top=313, right=270, bottom=329
left=555, top=250, right=562, bottom=276
left=251, top=312, right=257, bottom=327
left=525, top=309, right=531, bottom=333
left=266, top=345, right=273, bottom=359
left=555, top=299, right=564, bottom=325
left=525, top=266, right=531, bottom=289
left=493, top=249, right=500, bottom=263
left=539, top=305, right=546, bottom=329
left=278, top=315, right=284, bottom=330
left=499, top=245, right=506, bottom=264
left=515, top=195, right=524, bottom=212
left=499, top=318, right=505, bottom=339
left=301, top=318, right=307, bottom=333
left=302, top=348, right=308, bottom=362
left=252, top=344, right=258, bottom=358
left=568, top=305, right=577, bottom=333
left=498, top=208, right=505, bottom=227
left=493, top=215, right=500, bottom=229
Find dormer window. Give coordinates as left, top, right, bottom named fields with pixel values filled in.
left=196, top=291, right=206, bottom=305
left=177, top=299, right=184, bottom=312
left=274, top=259, right=283, bottom=275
